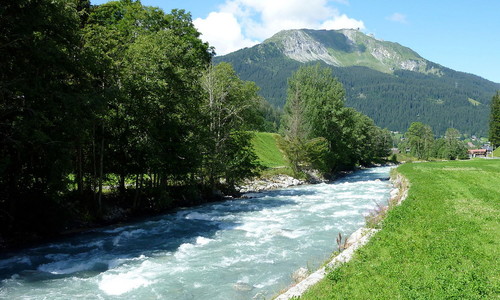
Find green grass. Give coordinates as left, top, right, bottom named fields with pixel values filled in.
left=251, top=132, right=288, bottom=168
left=494, top=147, right=500, bottom=157
left=301, top=159, right=500, bottom=299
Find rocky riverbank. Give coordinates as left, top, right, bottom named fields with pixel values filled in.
left=237, top=169, right=328, bottom=193
left=237, top=175, right=306, bottom=193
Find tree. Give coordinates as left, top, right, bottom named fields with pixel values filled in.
left=405, top=122, right=434, bottom=159
left=0, top=0, right=92, bottom=233
left=280, top=73, right=309, bottom=173
left=82, top=2, right=212, bottom=208
left=444, top=128, right=466, bottom=160
left=489, top=91, right=500, bottom=148
left=430, top=128, right=467, bottom=160
left=281, top=64, right=347, bottom=172
left=281, top=64, right=392, bottom=173
left=200, top=63, right=262, bottom=194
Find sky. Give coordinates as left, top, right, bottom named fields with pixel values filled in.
left=91, top=0, right=500, bottom=83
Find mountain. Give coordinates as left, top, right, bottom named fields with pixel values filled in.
left=214, top=29, right=500, bottom=137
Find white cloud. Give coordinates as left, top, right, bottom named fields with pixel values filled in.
left=387, top=13, right=407, bottom=24
left=321, top=14, right=365, bottom=30
left=194, top=0, right=365, bottom=55
left=193, top=12, right=258, bottom=55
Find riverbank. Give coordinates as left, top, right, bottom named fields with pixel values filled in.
left=0, top=170, right=308, bottom=250
left=0, top=163, right=392, bottom=252
left=275, top=167, right=408, bottom=299
left=300, top=159, right=500, bottom=299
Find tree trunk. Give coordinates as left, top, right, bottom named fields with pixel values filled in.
left=133, top=174, right=143, bottom=209
left=97, top=126, right=104, bottom=214
left=92, top=123, right=97, bottom=203
left=119, top=173, right=125, bottom=196
left=76, top=145, right=83, bottom=194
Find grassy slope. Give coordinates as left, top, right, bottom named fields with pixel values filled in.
left=301, top=159, right=500, bottom=299
left=251, top=132, right=288, bottom=168
left=494, top=147, right=500, bottom=157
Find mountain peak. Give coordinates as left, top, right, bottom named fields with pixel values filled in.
left=263, top=28, right=439, bottom=74
left=268, top=29, right=340, bottom=65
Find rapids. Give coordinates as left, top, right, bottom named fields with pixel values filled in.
left=0, top=167, right=392, bottom=299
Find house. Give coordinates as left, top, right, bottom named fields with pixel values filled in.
left=390, top=148, right=400, bottom=154
left=467, top=149, right=487, bottom=158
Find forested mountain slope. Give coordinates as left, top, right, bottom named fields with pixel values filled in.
left=215, top=29, right=500, bottom=136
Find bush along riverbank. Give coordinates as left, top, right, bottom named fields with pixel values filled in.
left=299, top=159, right=500, bottom=299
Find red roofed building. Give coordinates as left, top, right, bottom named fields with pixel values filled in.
left=467, top=149, right=487, bottom=158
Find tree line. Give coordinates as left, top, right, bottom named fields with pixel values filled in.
left=400, top=89, right=500, bottom=160
left=0, top=0, right=392, bottom=243
left=399, top=123, right=468, bottom=160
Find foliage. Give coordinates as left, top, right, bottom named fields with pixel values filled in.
left=403, top=122, right=434, bottom=159
left=489, top=91, right=500, bottom=147
left=302, top=160, right=500, bottom=299
left=399, top=124, right=468, bottom=160
left=222, top=131, right=261, bottom=189
left=0, top=0, right=89, bottom=234
left=0, top=0, right=265, bottom=242
left=432, top=128, right=468, bottom=160
left=280, top=65, right=391, bottom=174
left=200, top=62, right=263, bottom=193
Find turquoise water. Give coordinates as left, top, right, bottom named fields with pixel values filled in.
left=0, top=167, right=392, bottom=299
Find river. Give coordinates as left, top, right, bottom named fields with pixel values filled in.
left=0, top=166, right=392, bottom=299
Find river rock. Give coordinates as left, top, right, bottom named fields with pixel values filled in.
left=292, top=267, right=309, bottom=283
left=233, top=282, right=254, bottom=291
left=238, top=175, right=306, bottom=193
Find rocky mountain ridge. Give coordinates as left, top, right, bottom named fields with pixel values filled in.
left=262, top=29, right=441, bottom=75
left=215, top=29, right=500, bottom=136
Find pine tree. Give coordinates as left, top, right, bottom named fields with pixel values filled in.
left=489, top=92, right=500, bottom=147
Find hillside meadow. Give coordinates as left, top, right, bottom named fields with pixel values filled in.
left=301, top=159, right=499, bottom=299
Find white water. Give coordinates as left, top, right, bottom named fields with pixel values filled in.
left=0, top=167, right=392, bottom=299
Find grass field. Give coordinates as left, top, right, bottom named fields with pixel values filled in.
left=494, top=147, right=500, bottom=157
left=251, top=132, right=289, bottom=169
left=301, top=159, right=500, bottom=299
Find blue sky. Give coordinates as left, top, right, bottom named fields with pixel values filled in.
left=91, top=0, right=500, bottom=83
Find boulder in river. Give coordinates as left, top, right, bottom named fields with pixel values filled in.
left=233, top=282, right=254, bottom=291
left=292, top=267, right=309, bottom=283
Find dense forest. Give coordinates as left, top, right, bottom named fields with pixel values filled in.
left=0, top=0, right=259, bottom=245
left=216, top=41, right=500, bottom=137
left=0, top=0, right=391, bottom=247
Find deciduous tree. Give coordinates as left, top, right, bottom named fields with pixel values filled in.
left=405, top=122, right=434, bottom=159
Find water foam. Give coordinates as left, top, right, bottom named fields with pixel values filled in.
left=99, top=272, right=152, bottom=295
left=98, top=260, right=157, bottom=295
left=38, top=258, right=104, bottom=275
